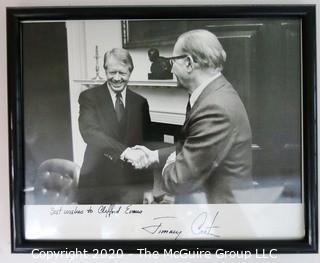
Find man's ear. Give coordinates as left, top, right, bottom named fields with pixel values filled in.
left=185, top=56, right=194, bottom=73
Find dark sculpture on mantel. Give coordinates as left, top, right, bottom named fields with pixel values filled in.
left=148, top=48, right=173, bottom=80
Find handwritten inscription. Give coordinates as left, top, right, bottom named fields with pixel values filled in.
left=98, top=205, right=121, bottom=218
left=49, top=205, right=143, bottom=218
left=49, top=206, right=84, bottom=215
left=125, top=205, right=143, bottom=214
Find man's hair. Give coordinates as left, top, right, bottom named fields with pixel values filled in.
left=103, top=48, right=134, bottom=72
left=177, top=29, right=226, bottom=71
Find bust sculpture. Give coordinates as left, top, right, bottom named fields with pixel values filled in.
left=148, top=48, right=173, bottom=80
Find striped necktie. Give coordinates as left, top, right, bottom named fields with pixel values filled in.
left=115, top=92, right=125, bottom=122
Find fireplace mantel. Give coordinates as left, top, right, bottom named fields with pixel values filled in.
left=74, top=79, right=177, bottom=88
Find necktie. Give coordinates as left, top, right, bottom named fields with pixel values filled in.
left=177, top=97, right=191, bottom=153
left=185, top=96, right=191, bottom=121
left=115, top=92, right=125, bottom=122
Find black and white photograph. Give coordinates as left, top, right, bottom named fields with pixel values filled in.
left=24, top=18, right=302, bottom=205
left=7, top=5, right=317, bottom=254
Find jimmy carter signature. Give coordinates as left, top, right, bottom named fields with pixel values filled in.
left=191, top=211, right=220, bottom=237
left=141, top=216, right=183, bottom=240
left=141, top=211, right=220, bottom=239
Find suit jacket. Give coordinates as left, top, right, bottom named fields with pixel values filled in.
left=77, top=83, right=152, bottom=204
left=160, top=75, right=252, bottom=203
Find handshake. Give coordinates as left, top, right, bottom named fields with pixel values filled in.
left=120, top=145, right=159, bottom=169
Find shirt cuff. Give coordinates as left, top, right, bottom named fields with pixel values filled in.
left=120, top=147, right=131, bottom=161
left=161, top=151, right=176, bottom=175
left=151, top=150, right=160, bottom=164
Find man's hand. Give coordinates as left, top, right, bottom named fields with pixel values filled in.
left=120, top=146, right=159, bottom=169
left=132, top=145, right=159, bottom=168
left=120, top=148, right=149, bottom=169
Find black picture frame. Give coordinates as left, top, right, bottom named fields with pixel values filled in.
left=7, top=5, right=317, bottom=254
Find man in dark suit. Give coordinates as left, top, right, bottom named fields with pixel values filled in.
left=132, top=30, right=252, bottom=203
left=77, top=48, right=152, bottom=204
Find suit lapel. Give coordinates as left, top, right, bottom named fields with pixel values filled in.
left=184, top=74, right=228, bottom=127
left=124, top=89, right=135, bottom=143
left=95, top=83, right=119, bottom=137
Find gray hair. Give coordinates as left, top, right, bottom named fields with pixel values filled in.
left=177, top=29, right=226, bottom=71
left=103, top=48, right=134, bottom=72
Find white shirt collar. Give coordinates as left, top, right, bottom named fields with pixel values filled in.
left=189, top=72, right=221, bottom=108
left=107, top=83, right=127, bottom=108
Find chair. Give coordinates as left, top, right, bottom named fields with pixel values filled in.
left=34, top=159, right=80, bottom=204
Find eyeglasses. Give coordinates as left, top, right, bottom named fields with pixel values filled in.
left=167, top=55, right=188, bottom=66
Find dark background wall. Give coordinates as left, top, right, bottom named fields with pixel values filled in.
left=23, top=22, right=73, bottom=187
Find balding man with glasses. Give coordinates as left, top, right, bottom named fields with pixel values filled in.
left=132, top=29, right=252, bottom=204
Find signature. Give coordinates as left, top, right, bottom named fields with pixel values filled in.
left=191, top=211, right=220, bottom=237
left=141, top=216, right=183, bottom=240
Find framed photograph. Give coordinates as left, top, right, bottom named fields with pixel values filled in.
left=7, top=5, right=317, bottom=255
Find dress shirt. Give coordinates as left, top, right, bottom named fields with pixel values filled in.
left=107, top=83, right=127, bottom=108
left=189, top=72, right=221, bottom=108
